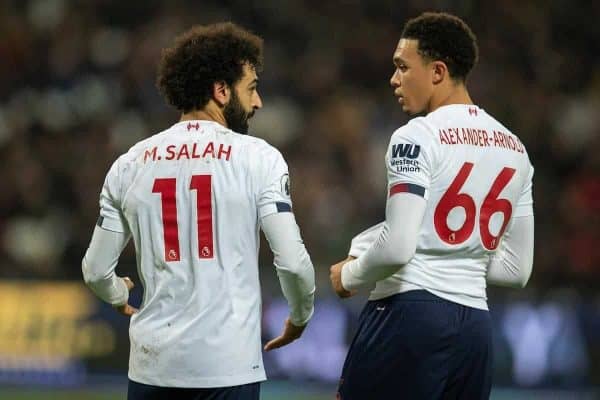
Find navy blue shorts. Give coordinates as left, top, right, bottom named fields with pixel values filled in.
left=127, top=380, right=260, bottom=400
left=337, top=290, right=493, bottom=400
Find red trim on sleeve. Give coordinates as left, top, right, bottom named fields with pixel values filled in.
left=389, top=183, right=426, bottom=198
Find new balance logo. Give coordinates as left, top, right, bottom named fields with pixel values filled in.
left=187, top=122, right=200, bottom=131
left=468, top=107, right=478, bottom=116
left=391, top=143, right=420, bottom=159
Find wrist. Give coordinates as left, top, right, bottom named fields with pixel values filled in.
left=341, top=259, right=359, bottom=291
left=290, top=306, right=313, bottom=327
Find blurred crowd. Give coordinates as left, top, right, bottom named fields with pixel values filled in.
left=0, top=0, right=598, bottom=296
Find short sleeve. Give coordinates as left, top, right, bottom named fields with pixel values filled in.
left=256, top=145, right=293, bottom=219
left=97, top=158, right=129, bottom=233
left=513, top=163, right=534, bottom=218
left=386, top=121, right=437, bottom=201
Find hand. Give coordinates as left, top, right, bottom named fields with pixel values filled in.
left=264, top=317, right=306, bottom=351
left=330, top=256, right=357, bottom=298
left=114, top=277, right=138, bottom=317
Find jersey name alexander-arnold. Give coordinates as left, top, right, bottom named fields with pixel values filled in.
left=142, top=141, right=233, bottom=163
left=438, top=127, right=525, bottom=153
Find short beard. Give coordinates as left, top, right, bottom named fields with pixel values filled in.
left=223, top=90, right=252, bottom=134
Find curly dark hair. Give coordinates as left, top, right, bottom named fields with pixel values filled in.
left=157, top=22, right=263, bottom=113
left=401, top=12, right=478, bottom=82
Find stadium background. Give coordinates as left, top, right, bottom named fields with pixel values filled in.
left=0, top=0, right=598, bottom=399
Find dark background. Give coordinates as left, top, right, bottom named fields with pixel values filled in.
left=0, top=0, right=598, bottom=397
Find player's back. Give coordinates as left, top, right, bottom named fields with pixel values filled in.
left=376, top=104, right=533, bottom=309
left=108, top=120, right=279, bottom=387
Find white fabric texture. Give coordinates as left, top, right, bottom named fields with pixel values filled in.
left=261, top=212, right=315, bottom=326
left=82, top=225, right=130, bottom=305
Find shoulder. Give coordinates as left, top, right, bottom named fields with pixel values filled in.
left=238, top=133, right=276, bottom=150
left=118, top=128, right=175, bottom=164
left=105, top=130, right=171, bottom=180
left=481, top=109, right=534, bottom=167
left=242, top=135, right=286, bottom=164
left=390, top=117, right=439, bottom=149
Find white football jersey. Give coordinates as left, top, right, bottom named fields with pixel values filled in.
left=372, top=104, right=534, bottom=309
left=97, top=120, right=293, bottom=387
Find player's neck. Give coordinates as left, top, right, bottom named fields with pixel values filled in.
left=428, top=84, right=473, bottom=114
left=180, top=105, right=228, bottom=128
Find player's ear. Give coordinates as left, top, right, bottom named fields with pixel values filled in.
left=212, top=81, right=231, bottom=106
left=431, top=61, right=447, bottom=85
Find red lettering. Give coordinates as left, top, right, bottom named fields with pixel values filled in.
left=461, top=128, right=470, bottom=145
left=482, top=130, right=490, bottom=146
left=191, top=143, right=201, bottom=158
left=202, top=142, right=215, bottom=158
left=516, top=137, right=524, bottom=153
left=472, top=129, right=480, bottom=146
left=467, top=129, right=476, bottom=146
left=506, top=135, right=516, bottom=150
left=493, top=131, right=501, bottom=147
left=439, top=130, right=449, bottom=144
left=177, top=144, right=190, bottom=160
left=218, top=144, right=231, bottom=160
left=471, top=129, right=478, bottom=146
left=497, top=131, right=507, bottom=148
left=496, top=132, right=503, bottom=147
left=166, top=145, right=177, bottom=160
left=144, top=147, right=157, bottom=162
left=454, top=128, right=463, bottom=144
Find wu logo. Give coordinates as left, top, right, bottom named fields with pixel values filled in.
left=392, top=143, right=420, bottom=159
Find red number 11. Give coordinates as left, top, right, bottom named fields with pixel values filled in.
left=152, top=175, right=214, bottom=262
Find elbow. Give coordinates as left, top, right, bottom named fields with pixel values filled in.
left=380, top=229, right=417, bottom=267
left=517, top=280, right=528, bottom=289
left=280, top=259, right=313, bottom=279
left=517, top=266, right=533, bottom=289
left=382, top=256, right=410, bottom=270
left=392, top=252, right=414, bottom=267
left=275, top=253, right=312, bottom=279
left=508, top=276, right=529, bottom=289
left=285, top=245, right=314, bottom=274
left=384, top=244, right=416, bottom=268
left=515, top=255, right=534, bottom=288
left=82, top=257, right=104, bottom=285
left=374, top=253, right=413, bottom=274
left=487, top=259, right=532, bottom=289
left=505, top=275, right=529, bottom=289
left=278, top=262, right=305, bottom=278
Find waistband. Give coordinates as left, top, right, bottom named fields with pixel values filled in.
left=370, top=289, right=448, bottom=303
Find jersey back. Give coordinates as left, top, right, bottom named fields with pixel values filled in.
left=98, top=120, right=291, bottom=387
left=375, top=105, right=534, bottom=309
